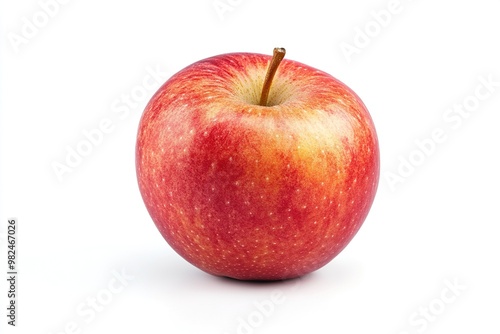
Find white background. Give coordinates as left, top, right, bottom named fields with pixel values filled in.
left=1, top=0, right=499, bottom=333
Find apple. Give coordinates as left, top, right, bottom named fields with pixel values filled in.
left=136, top=48, right=379, bottom=281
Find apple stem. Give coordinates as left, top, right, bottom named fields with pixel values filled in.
left=259, top=47, right=286, bottom=106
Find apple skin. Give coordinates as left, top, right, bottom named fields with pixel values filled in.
left=136, top=52, right=379, bottom=281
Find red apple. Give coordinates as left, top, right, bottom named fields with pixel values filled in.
left=136, top=48, right=379, bottom=281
